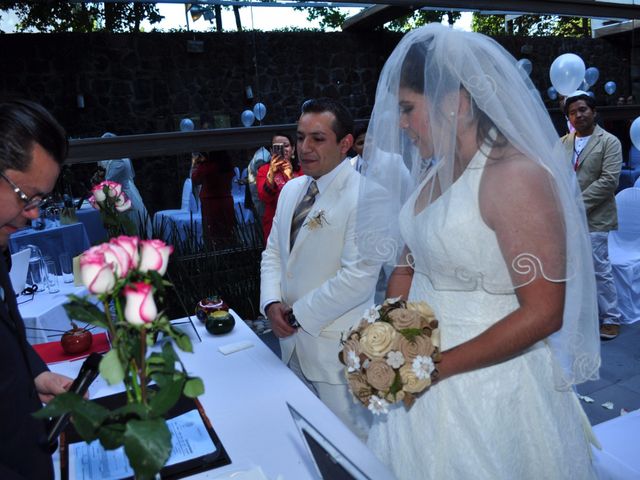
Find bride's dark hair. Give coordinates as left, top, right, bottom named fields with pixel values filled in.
left=399, top=41, right=506, bottom=153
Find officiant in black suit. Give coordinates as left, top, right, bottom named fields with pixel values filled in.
left=0, top=100, right=73, bottom=479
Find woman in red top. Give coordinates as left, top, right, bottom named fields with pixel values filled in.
left=257, top=133, right=302, bottom=241
left=191, top=150, right=236, bottom=242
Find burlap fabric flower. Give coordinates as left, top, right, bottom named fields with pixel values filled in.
left=366, top=359, right=396, bottom=392
left=397, top=334, right=435, bottom=362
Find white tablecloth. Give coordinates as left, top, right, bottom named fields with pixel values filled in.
left=50, top=313, right=393, bottom=480
left=592, top=409, right=640, bottom=479
left=18, top=279, right=90, bottom=345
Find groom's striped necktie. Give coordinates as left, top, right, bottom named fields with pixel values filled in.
left=290, top=180, right=318, bottom=249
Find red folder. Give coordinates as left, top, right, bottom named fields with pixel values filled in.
left=33, top=332, right=111, bottom=364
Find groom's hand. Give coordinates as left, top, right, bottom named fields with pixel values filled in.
left=266, top=302, right=297, bottom=338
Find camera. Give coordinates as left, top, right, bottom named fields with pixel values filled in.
left=272, top=143, right=284, bottom=157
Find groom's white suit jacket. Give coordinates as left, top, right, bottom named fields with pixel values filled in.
left=261, top=160, right=380, bottom=384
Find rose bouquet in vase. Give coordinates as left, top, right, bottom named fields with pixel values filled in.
left=340, top=297, right=441, bottom=415
left=89, top=180, right=136, bottom=238
left=35, top=235, right=204, bottom=479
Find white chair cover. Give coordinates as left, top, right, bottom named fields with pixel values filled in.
left=609, top=187, right=640, bottom=323
left=634, top=176, right=640, bottom=188
left=180, top=178, right=200, bottom=213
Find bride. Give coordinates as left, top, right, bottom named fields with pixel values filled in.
left=356, top=24, right=600, bottom=479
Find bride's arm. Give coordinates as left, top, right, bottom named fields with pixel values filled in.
left=385, top=247, right=414, bottom=299
left=437, top=157, right=566, bottom=382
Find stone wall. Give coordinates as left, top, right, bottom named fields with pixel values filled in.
left=0, top=31, right=634, bottom=213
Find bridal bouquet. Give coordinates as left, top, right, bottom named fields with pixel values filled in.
left=340, top=297, right=441, bottom=415
left=35, top=235, right=203, bottom=479
left=89, top=180, right=136, bottom=238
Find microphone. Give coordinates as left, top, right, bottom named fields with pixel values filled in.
left=45, top=352, right=102, bottom=452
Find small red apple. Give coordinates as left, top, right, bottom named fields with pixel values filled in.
left=61, top=322, right=93, bottom=355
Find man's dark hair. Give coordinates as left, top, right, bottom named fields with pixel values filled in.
left=354, top=121, right=369, bottom=139
left=0, top=100, right=67, bottom=172
left=300, top=98, right=353, bottom=142
left=564, top=94, right=596, bottom=116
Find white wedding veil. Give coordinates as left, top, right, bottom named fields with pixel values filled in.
left=356, top=24, right=599, bottom=389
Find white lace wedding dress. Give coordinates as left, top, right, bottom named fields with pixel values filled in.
left=367, top=148, right=596, bottom=480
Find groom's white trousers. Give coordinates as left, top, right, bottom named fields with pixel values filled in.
left=288, top=349, right=372, bottom=442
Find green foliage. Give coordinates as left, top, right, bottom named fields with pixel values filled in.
left=472, top=14, right=590, bottom=37
left=386, top=10, right=460, bottom=32
left=124, top=419, right=172, bottom=480
left=295, top=6, right=347, bottom=30
left=100, top=349, right=125, bottom=385
left=64, top=296, right=110, bottom=330
left=0, top=1, right=163, bottom=33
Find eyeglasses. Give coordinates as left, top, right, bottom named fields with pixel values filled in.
left=0, top=171, right=49, bottom=211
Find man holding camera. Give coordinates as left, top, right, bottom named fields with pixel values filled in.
left=260, top=99, right=380, bottom=440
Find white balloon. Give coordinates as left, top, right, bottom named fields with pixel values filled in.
left=240, top=110, right=255, bottom=127
left=630, top=117, right=640, bottom=151
left=585, top=67, right=599, bottom=87
left=579, top=79, right=589, bottom=91
left=604, top=81, right=617, bottom=95
left=549, top=53, right=586, bottom=96
left=516, top=58, right=533, bottom=76
left=179, top=118, right=194, bottom=132
left=253, top=102, right=267, bottom=121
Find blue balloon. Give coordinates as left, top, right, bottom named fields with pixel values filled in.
left=547, top=86, right=558, bottom=100
left=586, top=91, right=595, bottom=98
left=604, top=81, right=617, bottom=95
left=179, top=118, right=194, bottom=132
left=585, top=67, right=599, bottom=87
left=253, top=102, right=267, bottom=121
left=240, top=109, right=255, bottom=127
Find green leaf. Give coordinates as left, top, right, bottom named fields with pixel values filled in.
left=124, top=418, right=172, bottom=479
left=149, top=377, right=184, bottom=417
left=399, top=328, right=424, bottom=342
left=63, top=298, right=109, bottom=330
left=183, top=377, right=205, bottom=398
left=97, top=422, right=126, bottom=450
left=70, top=400, right=111, bottom=441
left=100, top=349, right=125, bottom=385
left=33, top=392, right=89, bottom=418
left=34, top=393, right=109, bottom=442
left=168, top=327, right=193, bottom=353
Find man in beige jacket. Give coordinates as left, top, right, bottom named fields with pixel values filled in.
left=561, top=92, right=623, bottom=339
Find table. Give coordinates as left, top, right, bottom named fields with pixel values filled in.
left=592, top=408, right=640, bottom=479
left=76, top=207, right=108, bottom=245
left=50, top=313, right=393, bottom=480
left=153, top=210, right=203, bottom=244
left=18, top=279, right=90, bottom=345
left=9, top=222, right=91, bottom=261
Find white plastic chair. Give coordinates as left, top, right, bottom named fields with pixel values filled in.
left=608, top=187, right=640, bottom=323
left=180, top=178, right=200, bottom=213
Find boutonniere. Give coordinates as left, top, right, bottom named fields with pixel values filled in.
left=304, top=209, right=328, bottom=230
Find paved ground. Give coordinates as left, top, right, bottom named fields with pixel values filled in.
left=577, top=321, right=640, bottom=425
left=252, top=319, right=640, bottom=426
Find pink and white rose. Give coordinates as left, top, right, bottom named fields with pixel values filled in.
left=114, top=191, right=132, bottom=212
left=111, top=236, right=140, bottom=267
left=139, top=239, right=173, bottom=276
left=101, top=242, right=132, bottom=278
left=123, top=283, right=157, bottom=325
left=79, top=246, right=117, bottom=294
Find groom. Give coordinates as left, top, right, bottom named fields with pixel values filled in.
left=260, top=98, right=380, bottom=440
